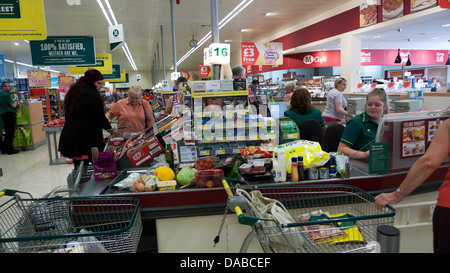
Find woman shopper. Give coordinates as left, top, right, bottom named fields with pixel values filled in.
left=283, top=81, right=296, bottom=102
left=376, top=118, right=450, bottom=253
left=58, top=69, right=112, bottom=168
left=106, top=85, right=155, bottom=137
left=338, top=88, right=388, bottom=159
left=322, top=77, right=354, bottom=123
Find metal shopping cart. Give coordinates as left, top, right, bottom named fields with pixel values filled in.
left=222, top=180, right=396, bottom=253
left=0, top=189, right=142, bottom=253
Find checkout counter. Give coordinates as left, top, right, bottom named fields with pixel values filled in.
left=70, top=108, right=450, bottom=252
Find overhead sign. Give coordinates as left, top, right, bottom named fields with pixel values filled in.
left=439, top=0, right=450, bottom=8
left=241, top=42, right=283, bottom=66
left=171, top=72, right=181, bottom=81
left=106, top=69, right=126, bottom=83
left=27, top=70, right=51, bottom=87
left=103, top=64, right=121, bottom=80
left=109, top=24, right=124, bottom=51
left=203, top=48, right=210, bottom=66
left=30, top=36, right=96, bottom=66
left=0, top=0, right=46, bottom=41
left=69, top=53, right=113, bottom=75
left=0, top=54, right=5, bottom=78
left=361, top=49, right=449, bottom=66
left=199, top=63, right=212, bottom=78
left=208, top=43, right=230, bottom=65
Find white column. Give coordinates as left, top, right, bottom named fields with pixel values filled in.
left=340, top=34, right=361, bottom=93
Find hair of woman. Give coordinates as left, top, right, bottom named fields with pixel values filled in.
left=289, top=87, right=313, bottom=115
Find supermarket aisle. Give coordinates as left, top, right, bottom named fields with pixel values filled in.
left=0, top=142, right=72, bottom=199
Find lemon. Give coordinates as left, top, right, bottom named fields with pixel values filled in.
left=154, top=166, right=175, bottom=181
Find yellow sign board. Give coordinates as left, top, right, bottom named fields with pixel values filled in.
left=0, top=0, right=47, bottom=41
left=106, top=69, right=126, bottom=82
left=69, top=53, right=113, bottom=75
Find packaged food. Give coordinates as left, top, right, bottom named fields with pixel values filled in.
left=195, top=169, right=224, bottom=188
left=214, top=155, right=237, bottom=175
left=195, top=155, right=219, bottom=170
left=238, top=162, right=266, bottom=174
left=157, top=180, right=177, bottom=191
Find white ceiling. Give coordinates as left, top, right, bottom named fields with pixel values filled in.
left=1, top=0, right=449, bottom=81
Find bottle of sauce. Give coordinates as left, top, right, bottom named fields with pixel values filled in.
left=165, top=143, right=174, bottom=169
left=291, top=157, right=299, bottom=182
left=297, top=156, right=305, bottom=180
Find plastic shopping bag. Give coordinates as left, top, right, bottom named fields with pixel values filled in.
left=93, top=151, right=117, bottom=181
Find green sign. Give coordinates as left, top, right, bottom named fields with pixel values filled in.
left=103, top=65, right=121, bottom=80
left=0, top=0, right=20, bottom=19
left=29, top=36, right=96, bottom=66
left=369, top=142, right=389, bottom=174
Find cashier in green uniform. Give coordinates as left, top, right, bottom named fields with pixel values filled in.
left=338, top=88, right=388, bottom=159
left=284, top=87, right=327, bottom=130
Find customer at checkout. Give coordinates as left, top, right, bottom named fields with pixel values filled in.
left=376, top=118, right=450, bottom=253
left=322, top=77, right=354, bottom=123
left=283, top=81, right=295, bottom=102
left=164, top=76, right=187, bottom=116
left=284, top=88, right=327, bottom=131
left=338, top=88, right=388, bottom=159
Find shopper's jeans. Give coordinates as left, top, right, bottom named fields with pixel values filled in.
left=1, top=111, right=16, bottom=153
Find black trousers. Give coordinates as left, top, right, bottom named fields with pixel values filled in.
left=1, top=111, right=16, bottom=153
left=433, top=205, right=450, bottom=253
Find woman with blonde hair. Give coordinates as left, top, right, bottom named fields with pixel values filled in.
left=322, top=77, right=354, bottom=122
left=283, top=81, right=296, bottom=102
left=107, top=85, right=155, bottom=137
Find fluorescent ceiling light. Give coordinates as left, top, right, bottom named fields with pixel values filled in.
left=441, top=24, right=450, bottom=27
left=431, top=37, right=440, bottom=39
left=264, top=12, right=276, bottom=16
left=176, top=0, right=254, bottom=67
left=14, top=42, right=19, bottom=46
left=16, top=62, right=37, bottom=68
left=97, top=0, right=137, bottom=70
left=240, top=29, right=251, bottom=32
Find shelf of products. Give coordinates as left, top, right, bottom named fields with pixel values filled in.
left=29, top=88, right=62, bottom=122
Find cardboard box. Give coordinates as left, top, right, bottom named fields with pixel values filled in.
left=126, top=135, right=164, bottom=167
left=220, top=80, right=233, bottom=91
left=206, top=80, right=221, bottom=92
left=233, top=79, right=247, bottom=91
left=193, top=81, right=206, bottom=93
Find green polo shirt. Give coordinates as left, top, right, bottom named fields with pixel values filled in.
left=284, top=108, right=326, bottom=127
left=340, top=112, right=378, bottom=151
left=0, top=90, right=15, bottom=115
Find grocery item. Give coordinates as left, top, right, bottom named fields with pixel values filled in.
left=165, top=144, right=174, bottom=169
left=297, top=156, right=306, bottom=181
left=195, top=156, right=217, bottom=170
left=195, top=169, right=224, bottom=188
left=157, top=180, right=177, bottom=191
left=290, top=157, right=298, bottom=182
left=308, top=168, right=319, bottom=180
left=176, top=168, right=196, bottom=186
left=238, top=162, right=266, bottom=174
left=319, top=167, right=329, bottom=179
left=272, top=145, right=286, bottom=182
left=153, top=166, right=175, bottom=181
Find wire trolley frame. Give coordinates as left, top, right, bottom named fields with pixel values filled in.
left=0, top=189, right=142, bottom=253
left=222, top=181, right=396, bottom=253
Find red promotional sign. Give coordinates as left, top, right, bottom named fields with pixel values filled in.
left=241, top=42, right=260, bottom=66
left=199, top=64, right=211, bottom=77
left=440, top=0, right=450, bottom=8
left=294, top=51, right=340, bottom=67
left=361, top=49, right=448, bottom=65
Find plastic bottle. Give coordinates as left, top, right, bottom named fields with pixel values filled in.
left=290, top=157, right=299, bottom=182
left=165, top=144, right=174, bottom=170
left=297, top=156, right=306, bottom=181
left=272, top=145, right=286, bottom=182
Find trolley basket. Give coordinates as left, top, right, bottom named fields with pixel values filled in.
left=222, top=182, right=396, bottom=253
left=0, top=189, right=142, bottom=253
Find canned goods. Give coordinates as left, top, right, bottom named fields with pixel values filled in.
left=308, top=168, right=318, bottom=180
left=319, top=167, right=329, bottom=179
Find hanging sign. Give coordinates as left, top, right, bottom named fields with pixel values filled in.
left=241, top=42, right=283, bottom=66
left=27, top=70, right=51, bottom=87
left=103, top=64, right=122, bottom=80
left=69, top=53, right=113, bottom=75
left=208, top=43, right=230, bottom=65
left=199, top=63, right=212, bottom=78
left=109, top=24, right=124, bottom=51
left=0, top=0, right=46, bottom=41
left=107, top=69, right=126, bottom=82
left=171, top=72, right=181, bottom=81
left=203, top=48, right=210, bottom=66
left=30, top=36, right=96, bottom=66
left=58, top=76, right=74, bottom=100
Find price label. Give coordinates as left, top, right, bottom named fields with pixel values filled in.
left=208, top=43, right=230, bottom=65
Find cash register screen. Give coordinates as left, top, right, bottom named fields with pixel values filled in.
left=269, top=102, right=290, bottom=118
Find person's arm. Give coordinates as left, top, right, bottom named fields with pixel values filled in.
left=334, top=101, right=354, bottom=118
left=145, top=101, right=155, bottom=128
left=164, top=95, right=173, bottom=115
left=375, top=119, right=450, bottom=209
left=338, top=142, right=369, bottom=159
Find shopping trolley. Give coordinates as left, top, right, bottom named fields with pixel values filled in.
left=222, top=180, right=396, bottom=253
left=0, top=189, right=142, bottom=253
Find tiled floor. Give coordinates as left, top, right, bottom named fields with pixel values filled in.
left=0, top=136, right=73, bottom=199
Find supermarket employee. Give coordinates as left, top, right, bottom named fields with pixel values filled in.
left=0, top=81, right=21, bottom=155
left=338, top=88, right=388, bottom=159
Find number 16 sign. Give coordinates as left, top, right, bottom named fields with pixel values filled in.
left=208, top=43, right=230, bottom=65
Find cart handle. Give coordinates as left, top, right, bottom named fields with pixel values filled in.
left=0, top=189, right=19, bottom=197
left=222, top=179, right=259, bottom=226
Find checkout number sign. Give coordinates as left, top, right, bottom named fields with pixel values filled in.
left=208, top=43, right=230, bottom=65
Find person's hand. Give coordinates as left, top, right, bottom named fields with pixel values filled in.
left=347, top=114, right=355, bottom=118
left=375, top=192, right=403, bottom=210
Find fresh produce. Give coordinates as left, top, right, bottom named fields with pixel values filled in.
left=195, top=157, right=216, bottom=170
left=195, top=169, right=224, bottom=188
left=131, top=174, right=157, bottom=192
left=176, top=168, right=196, bottom=186
left=154, top=166, right=175, bottom=181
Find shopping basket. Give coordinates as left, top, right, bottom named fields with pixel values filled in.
left=222, top=180, right=396, bottom=253
left=0, top=189, right=142, bottom=253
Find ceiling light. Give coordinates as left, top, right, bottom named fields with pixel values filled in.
left=240, top=29, right=251, bottom=32
left=445, top=54, right=450, bottom=66
left=431, top=37, right=440, bottom=39
left=14, top=42, right=19, bottom=46
left=441, top=24, right=450, bottom=27
left=264, top=12, right=276, bottom=16
left=394, top=49, right=402, bottom=63
left=372, top=35, right=381, bottom=38
left=405, top=54, right=412, bottom=66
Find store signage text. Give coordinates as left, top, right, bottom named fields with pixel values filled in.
left=0, top=0, right=20, bottom=19
left=303, top=55, right=328, bottom=65
left=241, top=42, right=283, bottom=66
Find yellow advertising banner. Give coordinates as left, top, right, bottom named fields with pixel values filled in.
left=0, top=0, right=47, bottom=41
left=106, top=69, right=126, bottom=82
left=27, top=70, right=51, bottom=87
left=69, top=53, right=113, bottom=75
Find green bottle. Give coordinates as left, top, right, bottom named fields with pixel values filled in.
left=165, top=143, right=174, bottom=169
